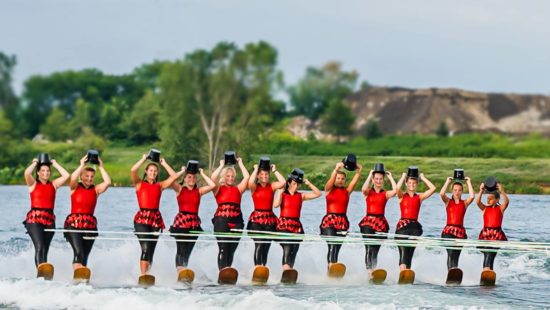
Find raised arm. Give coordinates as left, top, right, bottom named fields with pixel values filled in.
left=346, top=163, right=363, bottom=193
left=210, top=160, right=224, bottom=184
left=131, top=154, right=147, bottom=186
left=385, top=171, right=398, bottom=198
left=271, top=164, right=286, bottom=190
left=325, top=162, right=344, bottom=192
left=159, top=164, right=185, bottom=190
left=198, top=168, right=217, bottom=195
left=396, top=172, right=407, bottom=199
left=273, top=189, right=282, bottom=208
left=24, top=159, right=38, bottom=187
left=237, top=157, right=250, bottom=194
left=70, top=155, right=88, bottom=190
left=160, top=158, right=181, bottom=192
left=248, top=164, right=259, bottom=192
left=498, top=183, right=510, bottom=212
left=361, top=170, right=373, bottom=196
left=303, top=179, right=322, bottom=200
left=476, top=183, right=486, bottom=211
left=51, top=159, right=70, bottom=189
left=419, top=173, right=436, bottom=201
left=439, top=176, right=452, bottom=204
left=464, top=177, right=475, bottom=207
left=95, top=157, right=111, bottom=195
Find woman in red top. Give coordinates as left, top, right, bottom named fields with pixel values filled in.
left=273, top=169, right=321, bottom=270
left=130, top=154, right=183, bottom=276
left=23, top=155, right=69, bottom=269
left=395, top=168, right=436, bottom=270
left=321, top=161, right=362, bottom=268
left=164, top=162, right=216, bottom=271
left=359, top=165, right=397, bottom=273
left=210, top=157, right=250, bottom=270
left=64, top=154, right=111, bottom=271
left=439, top=176, right=474, bottom=270
left=247, top=160, right=286, bottom=267
left=476, top=180, right=509, bottom=271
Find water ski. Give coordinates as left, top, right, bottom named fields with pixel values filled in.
left=370, top=268, right=387, bottom=284
left=398, top=269, right=415, bottom=285
left=328, top=263, right=346, bottom=278
left=138, top=274, right=155, bottom=287
left=480, top=270, right=496, bottom=286
left=446, top=268, right=463, bottom=285
left=252, top=266, right=269, bottom=284
left=73, top=267, right=91, bottom=283
left=218, top=267, right=238, bottom=285
left=281, top=269, right=298, bottom=284
left=177, top=268, right=195, bottom=283
left=37, top=263, right=54, bottom=280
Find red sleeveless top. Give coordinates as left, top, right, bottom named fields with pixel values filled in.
left=177, top=186, right=201, bottom=213
left=280, top=192, right=303, bottom=218
left=30, top=181, right=56, bottom=210
left=326, top=187, right=349, bottom=214
left=137, top=181, right=161, bottom=210
left=366, top=188, right=387, bottom=215
left=446, top=199, right=466, bottom=226
left=215, top=185, right=241, bottom=205
left=71, top=183, right=97, bottom=214
left=252, top=184, right=274, bottom=211
left=400, top=193, right=421, bottom=220
left=483, top=206, right=503, bottom=228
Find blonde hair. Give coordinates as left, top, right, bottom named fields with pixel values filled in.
left=219, top=166, right=237, bottom=185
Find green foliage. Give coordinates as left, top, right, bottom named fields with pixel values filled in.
left=122, top=90, right=161, bottom=144
left=436, top=121, right=449, bottom=137
left=365, top=119, right=383, bottom=139
left=75, top=126, right=107, bottom=153
left=0, top=52, right=19, bottom=126
left=40, top=107, right=71, bottom=141
left=320, top=99, right=355, bottom=139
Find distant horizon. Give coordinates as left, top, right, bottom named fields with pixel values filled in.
left=3, top=0, right=550, bottom=95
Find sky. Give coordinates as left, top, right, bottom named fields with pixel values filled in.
left=2, top=0, right=550, bottom=95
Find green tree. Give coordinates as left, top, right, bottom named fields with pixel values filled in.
left=436, top=121, right=449, bottom=137
left=40, top=107, right=71, bottom=141
left=365, top=119, right=383, bottom=139
left=122, top=90, right=161, bottom=144
left=288, top=61, right=358, bottom=120
left=320, top=99, right=355, bottom=141
left=0, top=52, right=19, bottom=129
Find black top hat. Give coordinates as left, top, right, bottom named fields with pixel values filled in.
left=407, top=166, right=419, bottom=179
left=37, top=153, right=51, bottom=166
left=147, top=148, right=161, bottom=163
left=453, top=169, right=465, bottom=180
left=373, top=163, right=385, bottom=174
left=185, top=160, right=199, bottom=174
left=288, top=168, right=304, bottom=184
left=258, top=156, right=271, bottom=171
left=342, top=154, right=357, bottom=171
left=86, top=149, right=100, bottom=165
left=484, top=176, right=498, bottom=193
left=224, top=151, right=237, bottom=166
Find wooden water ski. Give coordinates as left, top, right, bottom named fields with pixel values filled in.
left=281, top=269, right=298, bottom=284
left=218, top=267, right=238, bottom=285
left=480, top=270, right=496, bottom=286
left=446, top=268, right=463, bottom=285
left=370, top=268, right=387, bottom=284
left=37, top=263, right=54, bottom=280
left=138, top=274, right=155, bottom=287
left=73, top=266, right=91, bottom=283
left=398, top=269, right=415, bottom=285
left=177, top=268, right=195, bottom=283
left=328, top=263, right=346, bottom=278
left=252, top=266, right=269, bottom=284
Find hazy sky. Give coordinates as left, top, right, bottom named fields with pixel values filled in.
left=2, top=0, right=550, bottom=95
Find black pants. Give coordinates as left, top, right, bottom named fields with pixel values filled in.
left=174, top=235, right=198, bottom=268
left=134, top=223, right=160, bottom=263
left=320, top=227, right=344, bottom=264
left=64, top=229, right=96, bottom=266
left=360, top=225, right=385, bottom=270
left=25, top=223, right=55, bottom=266
left=395, top=221, right=423, bottom=269
left=482, top=251, right=497, bottom=269
left=441, top=233, right=462, bottom=269
left=247, top=221, right=275, bottom=266
left=213, top=216, right=243, bottom=270
left=281, top=241, right=300, bottom=268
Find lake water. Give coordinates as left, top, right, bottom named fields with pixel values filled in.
left=0, top=186, right=549, bottom=309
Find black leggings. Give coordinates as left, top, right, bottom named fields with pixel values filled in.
left=482, top=251, right=497, bottom=269
left=321, top=227, right=344, bottom=264
left=396, top=222, right=423, bottom=269
left=64, top=229, right=96, bottom=266
left=281, top=241, right=300, bottom=268
left=360, top=226, right=385, bottom=269
left=134, top=223, right=160, bottom=263
left=25, top=223, right=55, bottom=266
left=442, top=233, right=462, bottom=269
left=213, top=216, right=243, bottom=270
left=247, top=222, right=275, bottom=266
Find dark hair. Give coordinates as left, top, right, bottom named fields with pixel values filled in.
left=336, top=171, right=347, bottom=178
left=451, top=182, right=463, bottom=189
left=255, top=169, right=271, bottom=185
left=142, top=163, right=159, bottom=183
left=373, top=171, right=385, bottom=178
left=406, top=177, right=418, bottom=183
left=83, top=167, right=96, bottom=173
left=284, top=178, right=298, bottom=194
left=35, top=164, right=51, bottom=181
left=487, top=191, right=500, bottom=199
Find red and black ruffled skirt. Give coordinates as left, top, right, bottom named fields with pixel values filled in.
left=320, top=213, right=349, bottom=231
left=24, top=208, right=55, bottom=227
left=359, top=214, right=389, bottom=233
left=134, top=209, right=165, bottom=230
